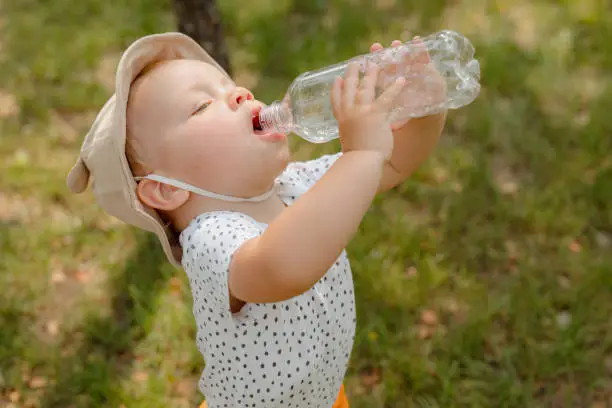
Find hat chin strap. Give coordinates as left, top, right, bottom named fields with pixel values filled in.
left=134, top=174, right=277, bottom=203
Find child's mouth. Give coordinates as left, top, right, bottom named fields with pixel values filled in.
left=252, top=108, right=263, bottom=132
left=251, top=106, right=286, bottom=142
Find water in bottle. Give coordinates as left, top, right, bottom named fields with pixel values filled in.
left=253, top=30, right=481, bottom=143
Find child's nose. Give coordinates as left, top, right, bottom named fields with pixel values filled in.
left=227, top=87, right=254, bottom=110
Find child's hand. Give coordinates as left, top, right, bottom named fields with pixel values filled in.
left=370, top=37, right=447, bottom=130
left=331, top=61, right=406, bottom=161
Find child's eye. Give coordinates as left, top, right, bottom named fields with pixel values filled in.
left=192, top=100, right=212, bottom=115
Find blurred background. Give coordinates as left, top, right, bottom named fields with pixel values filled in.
left=1, top=0, right=611, bottom=407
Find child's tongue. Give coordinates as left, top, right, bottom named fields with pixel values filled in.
left=251, top=107, right=286, bottom=142
left=252, top=111, right=263, bottom=132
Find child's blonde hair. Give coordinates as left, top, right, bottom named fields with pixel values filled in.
left=125, top=59, right=171, bottom=177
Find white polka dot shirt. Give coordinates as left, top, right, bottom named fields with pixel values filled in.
left=179, top=153, right=356, bottom=408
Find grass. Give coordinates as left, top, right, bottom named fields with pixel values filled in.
left=1, top=0, right=611, bottom=407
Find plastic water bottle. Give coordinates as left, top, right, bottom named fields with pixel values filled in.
left=254, top=30, right=481, bottom=143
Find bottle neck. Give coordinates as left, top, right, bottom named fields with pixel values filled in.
left=257, top=101, right=294, bottom=134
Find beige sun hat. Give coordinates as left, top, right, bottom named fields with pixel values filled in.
left=66, top=32, right=231, bottom=268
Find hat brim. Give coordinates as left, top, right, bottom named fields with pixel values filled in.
left=70, top=32, right=230, bottom=268
left=117, top=33, right=231, bottom=267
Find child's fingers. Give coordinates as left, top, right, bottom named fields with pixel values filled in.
left=357, top=63, right=379, bottom=103
left=370, top=42, right=383, bottom=53
left=396, top=36, right=429, bottom=80
left=376, top=77, right=406, bottom=111
left=412, top=36, right=431, bottom=64
left=331, top=76, right=344, bottom=119
left=380, top=41, right=405, bottom=82
left=342, top=62, right=360, bottom=109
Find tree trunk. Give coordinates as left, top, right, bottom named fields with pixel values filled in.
left=172, top=0, right=232, bottom=75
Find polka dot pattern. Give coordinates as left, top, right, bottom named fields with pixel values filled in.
left=180, top=153, right=356, bottom=408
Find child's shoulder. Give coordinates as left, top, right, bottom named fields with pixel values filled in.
left=180, top=211, right=263, bottom=252
left=179, top=152, right=342, bottom=261
left=286, top=151, right=342, bottom=172
left=281, top=151, right=342, bottom=186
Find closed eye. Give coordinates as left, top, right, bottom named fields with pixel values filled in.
left=192, top=100, right=213, bottom=115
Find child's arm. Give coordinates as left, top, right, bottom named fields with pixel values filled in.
left=229, top=63, right=406, bottom=304
left=378, top=111, right=447, bottom=192
left=232, top=150, right=384, bottom=302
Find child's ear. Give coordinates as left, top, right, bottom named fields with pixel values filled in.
left=136, top=179, right=190, bottom=211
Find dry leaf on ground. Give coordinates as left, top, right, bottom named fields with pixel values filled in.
left=420, top=309, right=439, bottom=326
left=568, top=240, right=582, bottom=253
left=360, top=367, right=382, bottom=389
left=28, top=376, right=48, bottom=389
left=9, top=390, right=20, bottom=402
left=0, top=90, right=19, bottom=118
left=133, top=371, right=148, bottom=383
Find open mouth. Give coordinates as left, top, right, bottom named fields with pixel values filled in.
left=250, top=104, right=285, bottom=142
left=251, top=106, right=263, bottom=132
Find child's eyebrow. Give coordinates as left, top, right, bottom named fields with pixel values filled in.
left=184, top=82, right=213, bottom=103
left=186, top=82, right=211, bottom=94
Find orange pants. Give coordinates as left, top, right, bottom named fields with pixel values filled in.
left=199, top=384, right=348, bottom=407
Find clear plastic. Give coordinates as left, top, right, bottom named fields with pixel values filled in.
left=256, top=30, right=481, bottom=143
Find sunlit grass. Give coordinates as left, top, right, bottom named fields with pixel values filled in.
left=1, top=0, right=611, bottom=406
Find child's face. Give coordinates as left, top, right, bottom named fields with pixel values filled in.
left=127, top=59, right=290, bottom=198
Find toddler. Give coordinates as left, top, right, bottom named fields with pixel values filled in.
left=67, top=32, right=446, bottom=408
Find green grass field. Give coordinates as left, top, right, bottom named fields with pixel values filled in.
left=1, top=0, right=611, bottom=406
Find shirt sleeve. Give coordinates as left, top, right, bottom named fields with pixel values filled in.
left=181, top=212, right=264, bottom=308
left=287, top=152, right=342, bottom=190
